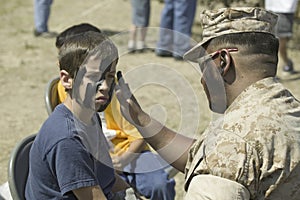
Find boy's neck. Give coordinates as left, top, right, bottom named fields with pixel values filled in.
left=63, top=95, right=95, bottom=125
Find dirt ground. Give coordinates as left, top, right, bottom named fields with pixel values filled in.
left=0, top=0, right=300, bottom=199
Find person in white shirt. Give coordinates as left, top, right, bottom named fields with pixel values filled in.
left=265, top=0, right=299, bottom=74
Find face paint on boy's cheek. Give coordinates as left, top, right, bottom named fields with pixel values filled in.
left=97, top=81, right=115, bottom=112
left=82, top=82, right=97, bottom=109
left=73, top=67, right=87, bottom=105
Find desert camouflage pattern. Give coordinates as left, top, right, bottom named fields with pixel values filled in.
left=199, top=0, right=264, bottom=9
left=200, top=7, right=277, bottom=43
left=185, top=77, right=300, bottom=199
left=184, top=7, right=278, bottom=62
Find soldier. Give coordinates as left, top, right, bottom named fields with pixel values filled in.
left=265, top=0, right=299, bottom=74
left=115, top=7, right=300, bottom=199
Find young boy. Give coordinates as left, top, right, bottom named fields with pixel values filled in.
left=25, top=31, right=135, bottom=199
left=54, top=23, right=176, bottom=200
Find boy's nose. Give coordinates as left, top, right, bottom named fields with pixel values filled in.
left=97, top=79, right=109, bottom=92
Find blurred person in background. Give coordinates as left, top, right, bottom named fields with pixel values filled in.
left=127, top=0, right=151, bottom=53
left=155, top=0, right=197, bottom=61
left=265, top=0, right=299, bottom=74
left=33, top=0, right=57, bottom=38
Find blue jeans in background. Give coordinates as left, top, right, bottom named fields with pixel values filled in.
left=156, top=0, right=197, bottom=57
left=34, top=0, right=53, bottom=33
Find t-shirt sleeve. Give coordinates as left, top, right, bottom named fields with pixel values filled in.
left=46, top=138, right=99, bottom=195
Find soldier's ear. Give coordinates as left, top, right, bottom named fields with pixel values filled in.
left=220, top=50, right=236, bottom=84
left=220, top=50, right=231, bottom=76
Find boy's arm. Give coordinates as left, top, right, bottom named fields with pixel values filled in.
left=73, top=185, right=107, bottom=200
left=73, top=172, right=139, bottom=200
left=111, top=171, right=130, bottom=192
left=112, top=172, right=141, bottom=199
left=115, top=72, right=196, bottom=172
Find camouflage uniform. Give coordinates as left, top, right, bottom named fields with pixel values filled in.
left=184, top=77, right=300, bottom=199
left=199, top=0, right=264, bottom=10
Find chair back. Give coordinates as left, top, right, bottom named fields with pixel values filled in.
left=44, top=76, right=60, bottom=115
left=7, top=134, right=36, bottom=200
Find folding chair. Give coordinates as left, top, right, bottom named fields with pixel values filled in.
left=7, top=134, right=36, bottom=200
left=44, top=76, right=60, bottom=115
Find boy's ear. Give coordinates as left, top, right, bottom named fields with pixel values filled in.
left=60, top=70, right=73, bottom=90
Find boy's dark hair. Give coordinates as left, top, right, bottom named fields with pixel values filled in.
left=58, top=31, right=118, bottom=79
left=55, top=23, right=102, bottom=49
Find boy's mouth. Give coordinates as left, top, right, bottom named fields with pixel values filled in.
left=95, top=96, right=108, bottom=104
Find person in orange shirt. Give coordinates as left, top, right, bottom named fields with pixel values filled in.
left=55, top=23, right=176, bottom=200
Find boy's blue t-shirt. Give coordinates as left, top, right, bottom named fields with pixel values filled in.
left=25, top=104, right=115, bottom=199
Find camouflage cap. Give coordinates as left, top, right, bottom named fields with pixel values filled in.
left=184, top=7, right=278, bottom=62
